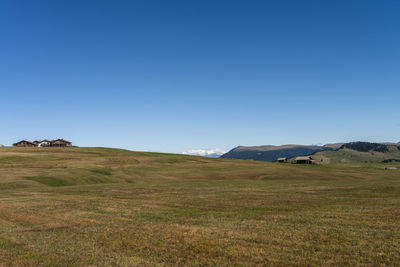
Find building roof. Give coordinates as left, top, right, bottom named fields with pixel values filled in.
left=13, top=140, right=35, bottom=145
left=295, top=156, right=313, bottom=161
left=51, top=139, right=72, bottom=144
left=277, top=157, right=287, bottom=160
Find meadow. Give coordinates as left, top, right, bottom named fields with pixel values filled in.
left=0, top=147, right=399, bottom=266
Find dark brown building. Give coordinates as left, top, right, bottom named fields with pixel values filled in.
left=50, top=139, right=72, bottom=147
left=13, top=140, right=36, bottom=147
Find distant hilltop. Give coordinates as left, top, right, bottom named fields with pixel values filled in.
left=309, top=142, right=400, bottom=164
left=12, top=139, right=72, bottom=147
left=220, top=144, right=339, bottom=162
left=220, top=142, right=400, bottom=162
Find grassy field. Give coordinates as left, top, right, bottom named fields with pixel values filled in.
left=0, top=147, right=399, bottom=266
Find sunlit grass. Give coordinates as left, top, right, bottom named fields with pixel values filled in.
left=0, top=147, right=399, bottom=266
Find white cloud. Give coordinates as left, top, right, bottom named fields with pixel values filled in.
left=181, top=148, right=228, bottom=157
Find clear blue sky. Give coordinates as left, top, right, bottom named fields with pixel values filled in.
left=1, top=0, right=399, bottom=153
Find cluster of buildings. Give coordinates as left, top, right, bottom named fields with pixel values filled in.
left=277, top=156, right=315, bottom=164
left=13, top=139, right=72, bottom=147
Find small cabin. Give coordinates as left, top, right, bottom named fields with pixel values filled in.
left=277, top=157, right=287, bottom=163
left=295, top=156, right=315, bottom=164
left=13, top=140, right=36, bottom=147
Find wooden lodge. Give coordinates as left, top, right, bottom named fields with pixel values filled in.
left=13, top=139, right=72, bottom=147
left=13, top=140, right=36, bottom=147
left=295, top=156, right=315, bottom=164
left=51, top=139, right=72, bottom=147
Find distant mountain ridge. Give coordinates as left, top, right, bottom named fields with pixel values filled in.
left=340, top=142, right=396, bottom=153
left=220, top=144, right=338, bottom=162
left=220, top=142, right=400, bottom=162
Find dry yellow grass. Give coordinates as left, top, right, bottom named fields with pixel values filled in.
left=0, top=147, right=399, bottom=266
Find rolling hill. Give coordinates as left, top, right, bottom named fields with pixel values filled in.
left=221, top=142, right=400, bottom=163
left=220, top=144, right=339, bottom=162
left=0, top=147, right=399, bottom=265
left=311, top=142, right=400, bottom=164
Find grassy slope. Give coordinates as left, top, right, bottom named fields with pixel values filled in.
left=312, top=147, right=400, bottom=164
left=0, top=147, right=399, bottom=266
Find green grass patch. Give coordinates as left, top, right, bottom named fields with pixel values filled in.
left=90, top=168, right=112, bottom=176
left=25, top=176, right=71, bottom=187
left=0, top=237, right=23, bottom=252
